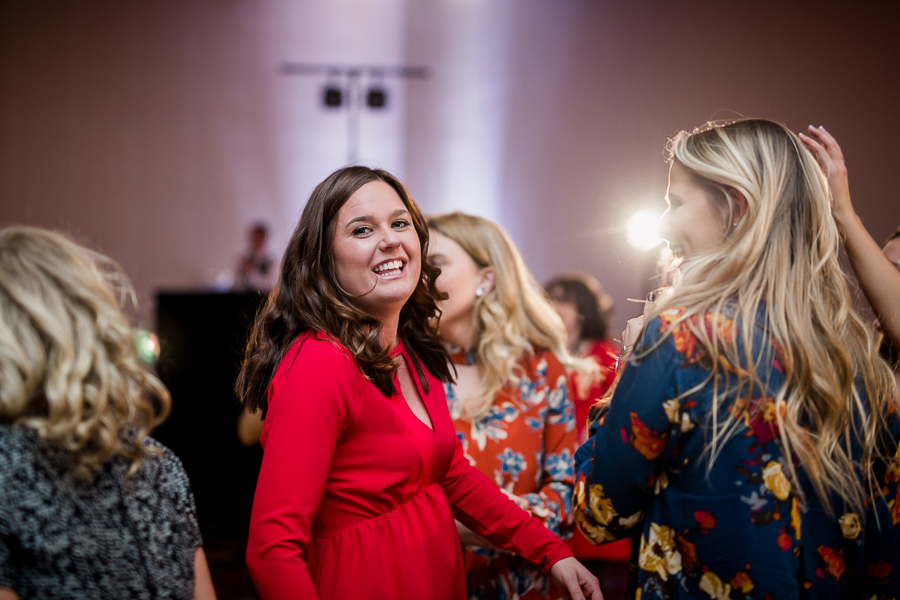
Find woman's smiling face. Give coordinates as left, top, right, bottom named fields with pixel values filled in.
left=331, top=180, right=422, bottom=323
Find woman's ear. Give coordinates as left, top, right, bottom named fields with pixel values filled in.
left=727, top=187, right=748, bottom=226
left=478, top=267, right=495, bottom=295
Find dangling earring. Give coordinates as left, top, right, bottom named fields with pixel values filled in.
left=475, top=287, right=484, bottom=298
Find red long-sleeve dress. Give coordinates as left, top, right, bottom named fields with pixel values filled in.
left=246, top=333, right=573, bottom=600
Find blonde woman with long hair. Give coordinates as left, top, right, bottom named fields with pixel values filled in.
left=0, top=227, right=215, bottom=600
left=427, top=213, right=590, bottom=600
left=574, top=119, right=900, bottom=598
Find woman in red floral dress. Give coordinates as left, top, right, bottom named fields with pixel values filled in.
left=427, top=213, right=594, bottom=600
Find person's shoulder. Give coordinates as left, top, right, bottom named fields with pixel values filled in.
left=587, top=339, right=618, bottom=364
left=0, top=423, right=36, bottom=465
left=281, top=332, right=358, bottom=370
left=528, top=347, right=568, bottom=377
left=649, top=306, right=739, bottom=341
left=274, top=332, right=364, bottom=391
left=137, top=436, right=194, bottom=489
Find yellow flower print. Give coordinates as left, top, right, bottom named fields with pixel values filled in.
left=839, top=512, right=861, bottom=540
left=790, top=497, right=801, bottom=540
left=638, top=523, right=682, bottom=581
left=699, top=571, right=732, bottom=600
left=618, top=509, right=644, bottom=529
left=763, top=461, right=791, bottom=500
left=575, top=508, right=616, bottom=544
left=573, top=482, right=619, bottom=544
left=663, top=398, right=680, bottom=423
left=587, top=484, right=616, bottom=526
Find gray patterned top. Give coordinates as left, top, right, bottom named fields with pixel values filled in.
left=0, top=425, right=202, bottom=599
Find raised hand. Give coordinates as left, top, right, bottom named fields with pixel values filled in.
left=797, top=125, right=853, bottom=222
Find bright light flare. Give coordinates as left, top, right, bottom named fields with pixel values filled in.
left=626, top=210, right=663, bottom=250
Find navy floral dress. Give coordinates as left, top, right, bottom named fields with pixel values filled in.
left=574, top=307, right=900, bottom=599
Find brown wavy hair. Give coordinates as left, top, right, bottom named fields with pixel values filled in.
left=236, top=166, right=452, bottom=415
left=0, top=227, right=171, bottom=477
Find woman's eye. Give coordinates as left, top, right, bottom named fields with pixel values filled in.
left=352, top=226, right=373, bottom=236
left=392, top=219, right=411, bottom=229
left=428, top=258, right=443, bottom=267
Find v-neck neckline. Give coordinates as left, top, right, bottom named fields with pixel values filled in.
left=392, top=342, right=435, bottom=434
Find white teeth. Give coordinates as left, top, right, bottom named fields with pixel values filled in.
left=374, top=260, right=403, bottom=273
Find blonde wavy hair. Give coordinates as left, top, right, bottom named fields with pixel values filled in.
left=0, top=227, right=171, bottom=477
left=428, top=213, right=593, bottom=420
left=647, top=119, right=897, bottom=514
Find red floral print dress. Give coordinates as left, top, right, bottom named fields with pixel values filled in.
left=445, top=346, right=578, bottom=600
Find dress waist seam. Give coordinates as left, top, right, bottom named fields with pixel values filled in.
left=310, top=482, right=443, bottom=541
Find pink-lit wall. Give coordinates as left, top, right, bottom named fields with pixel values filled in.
left=2, top=1, right=899, bottom=335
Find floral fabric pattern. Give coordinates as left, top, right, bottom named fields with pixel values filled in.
left=446, top=348, right=577, bottom=600
left=574, top=307, right=900, bottom=599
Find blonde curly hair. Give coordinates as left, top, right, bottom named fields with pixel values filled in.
left=0, top=227, right=171, bottom=477
left=428, top=213, right=594, bottom=420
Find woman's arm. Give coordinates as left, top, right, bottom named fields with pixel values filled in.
left=442, top=442, right=600, bottom=599
left=245, top=341, right=362, bottom=600
left=0, top=588, right=18, bottom=600
left=574, top=316, right=679, bottom=544
left=193, top=548, right=217, bottom=600
left=799, top=125, right=900, bottom=344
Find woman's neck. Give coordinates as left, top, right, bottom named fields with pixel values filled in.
left=439, top=315, right=476, bottom=349
left=379, top=316, right=399, bottom=347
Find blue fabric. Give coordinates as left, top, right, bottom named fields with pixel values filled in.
left=573, top=307, right=900, bottom=599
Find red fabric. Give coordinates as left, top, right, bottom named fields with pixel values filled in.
left=246, top=334, right=573, bottom=600
left=447, top=348, right=578, bottom=600
left=566, top=339, right=631, bottom=562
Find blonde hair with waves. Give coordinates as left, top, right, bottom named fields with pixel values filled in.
left=647, top=119, right=897, bottom=514
left=0, top=227, right=171, bottom=477
left=428, top=213, right=593, bottom=420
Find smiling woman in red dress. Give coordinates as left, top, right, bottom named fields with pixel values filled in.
left=235, top=167, right=601, bottom=600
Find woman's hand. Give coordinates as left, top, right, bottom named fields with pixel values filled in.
left=798, top=125, right=854, bottom=224
left=549, top=557, right=603, bottom=600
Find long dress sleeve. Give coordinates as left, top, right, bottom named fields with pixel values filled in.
left=442, top=437, right=573, bottom=575
left=245, top=339, right=365, bottom=600
left=573, top=317, right=680, bottom=544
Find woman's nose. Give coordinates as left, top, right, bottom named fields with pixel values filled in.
left=379, top=226, right=400, bottom=249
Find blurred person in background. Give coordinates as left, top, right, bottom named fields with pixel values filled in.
left=0, top=227, right=215, bottom=600
left=427, top=212, right=591, bottom=600
left=237, top=169, right=600, bottom=600
left=544, top=273, right=618, bottom=441
left=575, top=119, right=900, bottom=597
left=236, top=222, right=276, bottom=292
left=545, top=273, right=629, bottom=600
